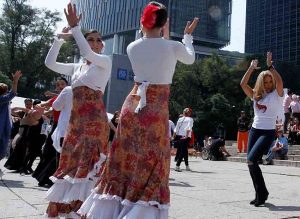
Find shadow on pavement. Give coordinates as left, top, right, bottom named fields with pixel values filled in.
left=0, top=179, right=24, bottom=188
left=169, top=181, right=194, bottom=187
left=265, top=203, right=300, bottom=211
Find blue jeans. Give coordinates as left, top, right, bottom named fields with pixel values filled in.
left=266, top=148, right=288, bottom=161
left=247, top=128, right=275, bottom=163
left=247, top=127, right=275, bottom=201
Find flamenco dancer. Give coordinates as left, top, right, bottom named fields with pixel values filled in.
left=78, top=1, right=198, bottom=218
left=44, top=3, right=112, bottom=218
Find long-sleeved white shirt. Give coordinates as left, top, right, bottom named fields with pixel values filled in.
left=127, top=34, right=195, bottom=84
left=45, top=26, right=112, bottom=92
left=51, top=86, right=73, bottom=152
left=174, top=116, right=194, bottom=138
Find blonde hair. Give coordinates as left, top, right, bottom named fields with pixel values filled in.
left=253, top=70, right=276, bottom=101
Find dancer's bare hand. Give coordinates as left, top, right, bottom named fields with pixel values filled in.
left=11, top=70, right=22, bottom=81
left=184, top=17, right=199, bottom=35
left=57, top=27, right=72, bottom=40
left=250, top=59, right=261, bottom=70
left=267, top=51, right=273, bottom=67
left=64, top=3, right=82, bottom=28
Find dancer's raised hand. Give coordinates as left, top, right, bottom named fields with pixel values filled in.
left=11, top=70, right=22, bottom=81
left=184, top=17, right=199, bottom=35
left=57, top=27, right=72, bottom=40
left=267, top=52, right=273, bottom=68
left=64, top=3, right=82, bottom=28
left=249, top=59, right=261, bottom=70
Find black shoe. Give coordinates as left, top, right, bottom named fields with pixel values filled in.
left=250, top=199, right=256, bottom=205
left=254, top=192, right=268, bottom=207
left=254, top=199, right=266, bottom=207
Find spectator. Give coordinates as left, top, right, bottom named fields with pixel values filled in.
left=209, top=137, right=231, bottom=161
left=290, top=94, right=300, bottom=121
left=289, top=117, right=300, bottom=144
left=237, top=111, right=250, bottom=153
left=174, top=108, right=194, bottom=171
left=283, top=89, right=293, bottom=133
left=264, top=129, right=288, bottom=165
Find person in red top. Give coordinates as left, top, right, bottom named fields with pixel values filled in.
left=32, top=77, right=68, bottom=187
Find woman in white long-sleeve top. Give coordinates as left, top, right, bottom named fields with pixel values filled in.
left=44, top=4, right=111, bottom=217
left=78, top=2, right=198, bottom=219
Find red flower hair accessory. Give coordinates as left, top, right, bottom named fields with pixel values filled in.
left=141, top=4, right=160, bottom=29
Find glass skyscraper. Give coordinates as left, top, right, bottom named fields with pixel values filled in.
left=72, top=0, right=232, bottom=54
left=245, top=0, right=300, bottom=65
left=70, top=0, right=232, bottom=112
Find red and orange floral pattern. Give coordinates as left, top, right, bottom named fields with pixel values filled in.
left=46, top=86, right=109, bottom=217
left=94, top=84, right=171, bottom=206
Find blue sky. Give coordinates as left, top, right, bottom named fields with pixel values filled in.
left=29, top=0, right=246, bottom=53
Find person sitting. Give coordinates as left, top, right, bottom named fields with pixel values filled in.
left=264, top=129, right=288, bottom=165
left=289, top=117, right=300, bottom=144
left=209, top=137, right=231, bottom=161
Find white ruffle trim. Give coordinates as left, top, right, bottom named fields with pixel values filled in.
left=78, top=191, right=170, bottom=217
left=43, top=211, right=80, bottom=219
left=46, top=154, right=106, bottom=203
left=46, top=175, right=97, bottom=203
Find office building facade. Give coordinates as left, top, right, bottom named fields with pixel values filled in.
left=245, top=0, right=300, bottom=65
left=71, top=0, right=232, bottom=112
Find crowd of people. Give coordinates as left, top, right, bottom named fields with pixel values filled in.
left=0, top=1, right=295, bottom=218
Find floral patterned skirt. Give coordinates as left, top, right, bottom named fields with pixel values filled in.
left=46, top=86, right=109, bottom=218
left=79, top=84, right=171, bottom=218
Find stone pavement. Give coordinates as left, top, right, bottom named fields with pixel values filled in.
left=0, top=158, right=300, bottom=219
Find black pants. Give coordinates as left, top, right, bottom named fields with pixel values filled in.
left=284, top=113, right=290, bottom=133
left=176, top=136, right=190, bottom=167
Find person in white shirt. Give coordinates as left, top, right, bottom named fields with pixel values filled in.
left=174, top=108, right=194, bottom=172
left=240, top=52, right=283, bottom=207
left=78, top=2, right=198, bottom=218
left=282, top=89, right=292, bottom=132
left=51, top=86, right=73, bottom=153
left=289, top=94, right=300, bottom=121
left=44, top=4, right=112, bottom=218
left=169, top=119, right=175, bottom=139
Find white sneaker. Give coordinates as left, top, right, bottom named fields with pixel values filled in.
left=175, top=166, right=182, bottom=172
left=186, top=166, right=191, bottom=171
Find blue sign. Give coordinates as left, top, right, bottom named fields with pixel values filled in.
left=128, top=71, right=135, bottom=81
left=117, top=68, right=127, bottom=80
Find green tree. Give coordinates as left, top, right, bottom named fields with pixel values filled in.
left=0, top=0, right=73, bottom=99
left=0, top=71, right=11, bottom=86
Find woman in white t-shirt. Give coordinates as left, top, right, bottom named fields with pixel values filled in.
left=240, top=52, right=283, bottom=207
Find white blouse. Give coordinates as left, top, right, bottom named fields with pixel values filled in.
left=45, top=26, right=112, bottom=93
left=127, top=34, right=195, bottom=84
left=51, top=86, right=73, bottom=152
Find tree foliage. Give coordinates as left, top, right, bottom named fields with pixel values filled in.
left=0, top=0, right=73, bottom=99
left=170, top=53, right=300, bottom=141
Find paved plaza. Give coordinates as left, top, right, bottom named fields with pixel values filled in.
left=0, top=157, right=300, bottom=219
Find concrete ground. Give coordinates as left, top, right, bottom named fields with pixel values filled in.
left=0, top=157, right=300, bottom=219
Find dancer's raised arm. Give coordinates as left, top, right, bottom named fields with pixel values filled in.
left=240, top=59, right=260, bottom=99
left=45, top=27, right=75, bottom=76
left=267, top=52, right=283, bottom=97
left=65, top=3, right=111, bottom=70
